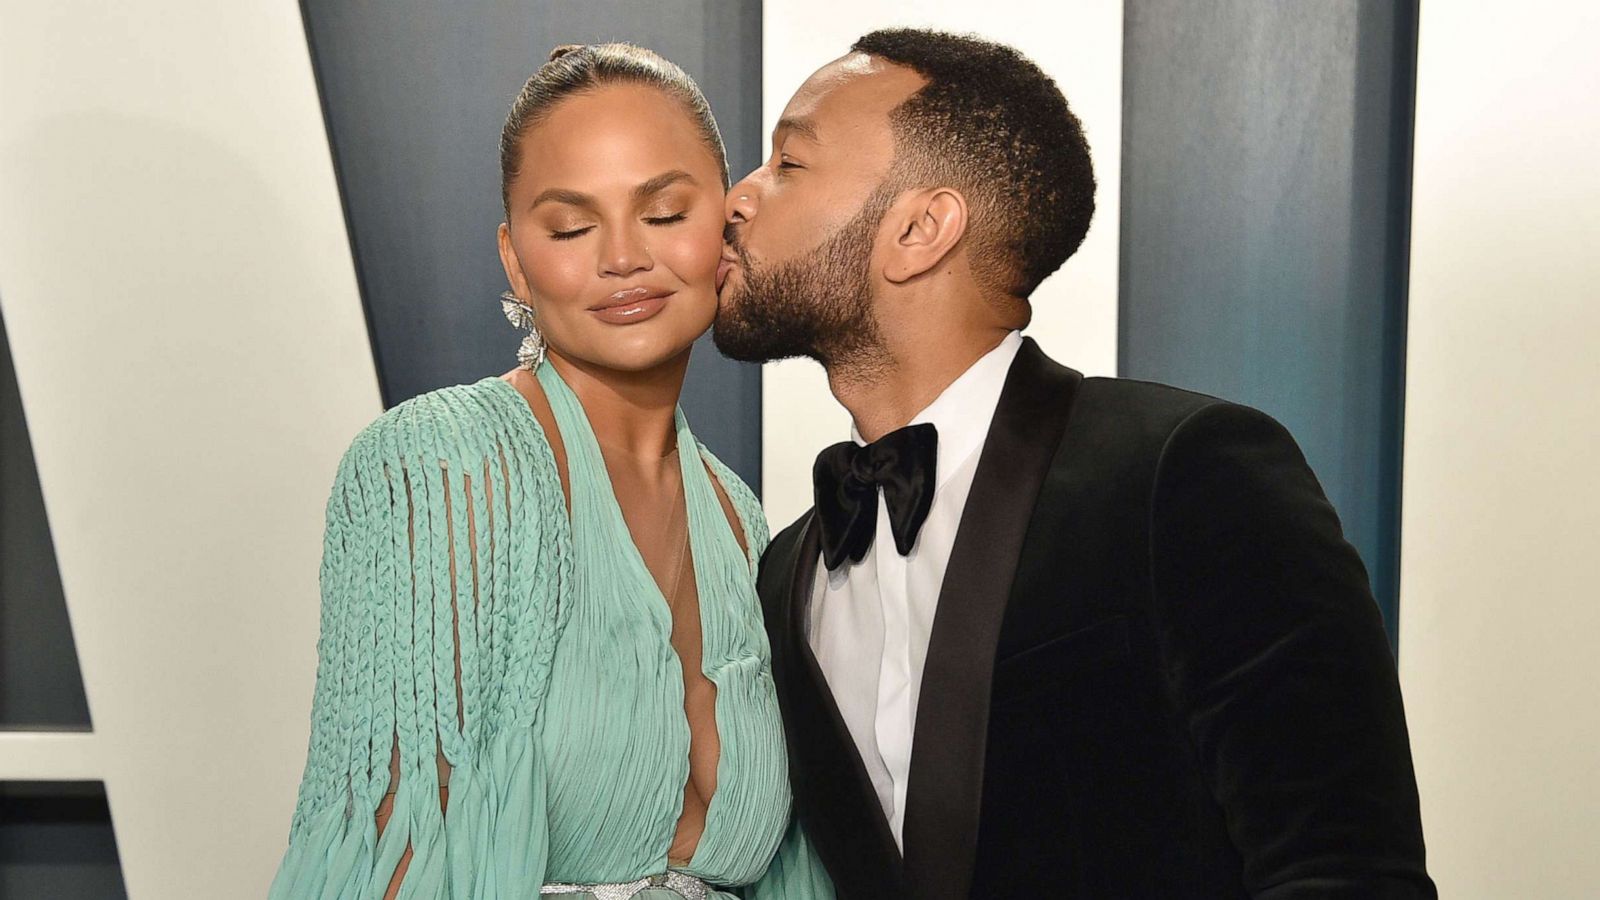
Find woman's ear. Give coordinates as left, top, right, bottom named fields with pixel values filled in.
left=884, top=187, right=969, bottom=284
left=497, top=222, right=530, bottom=297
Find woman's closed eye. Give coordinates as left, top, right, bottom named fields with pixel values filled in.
left=550, top=211, right=685, bottom=240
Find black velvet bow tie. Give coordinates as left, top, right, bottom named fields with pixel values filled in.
left=812, top=422, right=938, bottom=571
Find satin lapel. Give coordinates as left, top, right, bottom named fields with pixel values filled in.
left=900, top=338, right=1084, bottom=900
left=770, top=514, right=907, bottom=898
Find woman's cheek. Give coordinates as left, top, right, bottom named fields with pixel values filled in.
left=523, top=241, right=590, bottom=305
left=663, top=219, right=723, bottom=287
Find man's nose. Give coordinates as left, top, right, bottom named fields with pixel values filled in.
left=725, top=174, right=759, bottom=225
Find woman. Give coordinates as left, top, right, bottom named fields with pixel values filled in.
left=269, top=43, right=833, bottom=899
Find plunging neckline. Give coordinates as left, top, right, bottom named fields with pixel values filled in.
left=482, top=369, right=733, bottom=873
left=484, top=373, right=756, bottom=573
left=492, top=369, right=708, bottom=609
left=568, top=403, right=700, bottom=616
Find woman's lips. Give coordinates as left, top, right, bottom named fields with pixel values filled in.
left=589, top=287, right=674, bottom=325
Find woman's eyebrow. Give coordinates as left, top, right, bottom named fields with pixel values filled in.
left=528, top=170, right=696, bottom=212
left=633, top=169, right=696, bottom=199
left=529, top=187, right=593, bottom=212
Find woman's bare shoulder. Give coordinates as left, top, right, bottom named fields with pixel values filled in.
left=494, top=368, right=570, bottom=508
left=694, top=441, right=769, bottom=561
left=334, top=372, right=561, bottom=478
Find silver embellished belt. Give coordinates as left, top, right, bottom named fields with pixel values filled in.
left=539, top=870, right=709, bottom=900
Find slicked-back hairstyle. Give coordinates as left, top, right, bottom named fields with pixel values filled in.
left=499, top=42, right=729, bottom=216
left=850, top=29, right=1096, bottom=299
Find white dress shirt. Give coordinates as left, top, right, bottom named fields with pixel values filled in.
left=804, top=329, right=1024, bottom=849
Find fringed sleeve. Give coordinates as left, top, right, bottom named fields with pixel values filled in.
left=270, top=383, right=569, bottom=899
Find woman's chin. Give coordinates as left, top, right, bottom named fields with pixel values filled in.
left=570, top=331, right=702, bottom=376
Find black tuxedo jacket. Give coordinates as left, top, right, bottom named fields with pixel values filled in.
left=756, top=338, right=1434, bottom=899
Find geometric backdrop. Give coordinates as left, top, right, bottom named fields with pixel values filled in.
left=5, top=1, right=1593, bottom=897
left=1120, top=0, right=1419, bottom=645
left=302, top=0, right=766, bottom=483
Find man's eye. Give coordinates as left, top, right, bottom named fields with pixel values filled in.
left=549, top=226, right=593, bottom=241
left=644, top=212, right=687, bottom=225
left=777, top=160, right=802, bottom=170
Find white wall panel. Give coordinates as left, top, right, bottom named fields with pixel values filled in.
left=759, top=1, right=1122, bottom=524
left=1399, top=4, right=1600, bottom=897
left=0, top=2, right=378, bottom=895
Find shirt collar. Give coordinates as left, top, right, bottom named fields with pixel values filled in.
left=848, top=330, right=1025, bottom=491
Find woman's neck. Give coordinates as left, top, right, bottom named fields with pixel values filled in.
left=545, top=348, right=690, bottom=461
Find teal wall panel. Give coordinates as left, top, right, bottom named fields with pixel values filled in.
left=1120, top=0, right=1418, bottom=647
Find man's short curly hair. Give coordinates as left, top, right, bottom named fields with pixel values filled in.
left=850, top=29, right=1096, bottom=299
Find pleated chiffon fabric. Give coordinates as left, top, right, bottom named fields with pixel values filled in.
left=269, top=362, right=833, bottom=899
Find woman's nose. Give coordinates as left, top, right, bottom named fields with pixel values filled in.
left=599, top=225, right=652, bottom=277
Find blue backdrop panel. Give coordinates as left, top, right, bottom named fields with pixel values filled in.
left=1120, top=0, right=1418, bottom=647
left=301, top=0, right=764, bottom=486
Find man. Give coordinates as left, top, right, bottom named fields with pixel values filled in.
left=713, top=28, right=1434, bottom=900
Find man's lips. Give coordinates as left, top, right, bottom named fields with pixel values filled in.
left=717, top=248, right=740, bottom=292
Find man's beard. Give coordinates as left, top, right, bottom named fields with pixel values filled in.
left=712, top=185, right=894, bottom=371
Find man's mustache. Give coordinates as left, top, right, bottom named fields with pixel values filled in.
left=722, top=222, right=748, bottom=260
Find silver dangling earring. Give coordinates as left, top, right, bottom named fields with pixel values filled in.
left=499, top=290, right=546, bottom=370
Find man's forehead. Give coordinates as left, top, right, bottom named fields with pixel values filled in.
left=779, top=52, right=927, bottom=136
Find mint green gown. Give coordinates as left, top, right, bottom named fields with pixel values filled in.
left=269, top=361, right=833, bottom=899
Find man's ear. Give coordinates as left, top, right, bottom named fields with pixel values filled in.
left=497, top=222, right=530, bottom=298
left=884, top=187, right=969, bottom=284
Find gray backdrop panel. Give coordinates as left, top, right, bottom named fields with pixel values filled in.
left=0, top=782, right=125, bottom=899
left=1, top=306, right=116, bottom=893
left=0, top=305, right=90, bottom=728
left=1120, top=0, right=1417, bottom=647
left=302, top=0, right=764, bottom=486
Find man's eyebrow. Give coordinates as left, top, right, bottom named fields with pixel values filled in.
left=775, top=116, right=822, bottom=143
left=528, top=170, right=697, bottom=212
